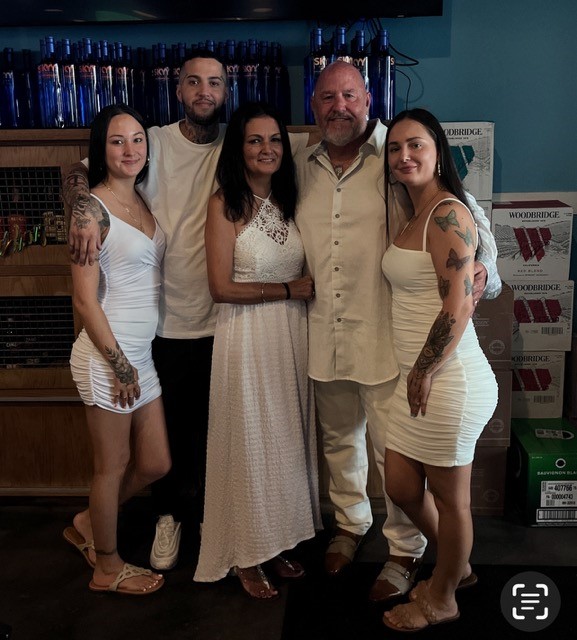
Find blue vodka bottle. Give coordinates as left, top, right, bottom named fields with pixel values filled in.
left=60, top=38, right=78, bottom=127
left=77, top=38, right=99, bottom=127
left=303, top=28, right=328, bottom=125
left=1, top=48, right=18, bottom=128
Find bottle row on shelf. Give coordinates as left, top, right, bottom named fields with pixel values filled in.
left=0, top=37, right=292, bottom=129
left=0, top=26, right=395, bottom=129
left=303, top=26, right=396, bottom=124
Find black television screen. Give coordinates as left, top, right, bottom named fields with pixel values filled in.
left=0, top=1, right=443, bottom=26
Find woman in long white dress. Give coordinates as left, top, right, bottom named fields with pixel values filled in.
left=193, top=102, right=321, bottom=599
left=380, top=109, right=498, bottom=631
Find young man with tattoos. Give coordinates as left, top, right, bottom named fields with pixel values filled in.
left=294, top=61, right=500, bottom=604
left=64, top=51, right=312, bottom=572
left=66, top=104, right=170, bottom=595
left=380, top=108, right=498, bottom=631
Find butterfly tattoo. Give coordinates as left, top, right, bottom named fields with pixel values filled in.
left=464, top=274, right=473, bottom=296
left=446, top=248, right=471, bottom=271
left=438, top=275, right=450, bottom=299
left=434, top=209, right=460, bottom=232
left=455, top=226, right=474, bottom=247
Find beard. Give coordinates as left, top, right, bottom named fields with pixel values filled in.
left=322, top=119, right=367, bottom=147
left=183, top=102, right=223, bottom=127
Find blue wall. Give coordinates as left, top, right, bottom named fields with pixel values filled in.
left=1, top=0, right=575, bottom=193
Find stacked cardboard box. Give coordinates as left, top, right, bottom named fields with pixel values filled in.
left=471, top=283, right=514, bottom=515
left=508, top=418, right=577, bottom=526
left=564, top=214, right=577, bottom=419
left=441, top=122, right=494, bottom=228
left=492, top=200, right=574, bottom=420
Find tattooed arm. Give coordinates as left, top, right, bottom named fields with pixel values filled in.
left=407, top=201, right=477, bottom=417
left=63, top=161, right=104, bottom=266
left=70, top=200, right=139, bottom=408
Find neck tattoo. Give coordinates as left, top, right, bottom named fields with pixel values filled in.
left=102, top=181, right=144, bottom=232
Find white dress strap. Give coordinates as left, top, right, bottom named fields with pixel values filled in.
left=421, top=197, right=477, bottom=251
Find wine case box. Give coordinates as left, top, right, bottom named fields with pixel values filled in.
left=440, top=122, right=494, bottom=201
left=473, top=281, right=514, bottom=366
left=492, top=200, right=573, bottom=281
left=471, top=445, right=507, bottom=516
left=508, top=418, right=577, bottom=526
left=478, top=367, right=512, bottom=447
left=511, top=351, right=565, bottom=419
left=510, top=280, right=574, bottom=352
left=564, top=334, right=577, bottom=420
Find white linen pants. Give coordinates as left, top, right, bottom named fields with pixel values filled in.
left=314, top=378, right=427, bottom=558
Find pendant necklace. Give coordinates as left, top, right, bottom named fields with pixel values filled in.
left=102, top=181, right=144, bottom=232
left=405, top=189, right=441, bottom=233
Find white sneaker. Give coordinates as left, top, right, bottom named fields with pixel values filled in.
left=150, top=514, right=181, bottom=570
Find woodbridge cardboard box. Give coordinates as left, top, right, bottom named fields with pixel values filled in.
left=441, top=122, right=494, bottom=201
left=511, top=351, right=565, bottom=419
left=510, top=280, right=574, bottom=352
left=492, top=200, right=573, bottom=280
left=509, top=418, right=577, bottom=526
left=473, top=281, right=513, bottom=365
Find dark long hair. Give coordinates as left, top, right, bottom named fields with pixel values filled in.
left=216, top=102, right=297, bottom=222
left=384, top=108, right=477, bottom=250
left=88, top=104, right=149, bottom=189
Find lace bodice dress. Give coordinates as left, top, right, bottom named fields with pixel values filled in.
left=194, top=197, right=321, bottom=582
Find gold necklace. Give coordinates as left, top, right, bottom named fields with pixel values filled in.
left=405, top=189, right=442, bottom=233
left=102, top=181, right=144, bottom=232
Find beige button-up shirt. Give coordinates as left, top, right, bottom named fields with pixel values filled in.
left=295, top=118, right=500, bottom=385
left=295, top=119, right=407, bottom=384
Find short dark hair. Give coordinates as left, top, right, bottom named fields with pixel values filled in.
left=179, top=48, right=227, bottom=82
left=216, top=101, right=297, bottom=222
left=88, top=104, right=149, bottom=189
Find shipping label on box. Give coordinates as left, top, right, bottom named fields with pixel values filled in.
left=478, top=368, right=512, bottom=447
left=511, top=351, right=565, bottom=419
left=510, top=418, right=577, bottom=526
left=510, top=280, right=574, bottom=352
left=441, top=122, right=494, bottom=201
left=473, top=281, right=513, bottom=365
left=492, top=200, right=573, bottom=280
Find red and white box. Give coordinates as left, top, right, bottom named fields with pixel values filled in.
left=492, top=200, right=573, bottom=280
left=510, top=280, right=574, bottom=352
left=511, top=351, right=565, bottom=419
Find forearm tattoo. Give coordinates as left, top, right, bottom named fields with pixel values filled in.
left=414, top=311, right=455, bottom=378
left=104, top=342, right=135, bottom=384
left=464, top=274, right=473, bottom=296
left=63, top=170, right=98, bottom=230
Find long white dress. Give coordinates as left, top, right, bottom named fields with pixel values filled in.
left=69, top=195, right=166, bottom=413
left=381, top=199, right=498, bottom=466
left=194, top=197, right=322, bottom=583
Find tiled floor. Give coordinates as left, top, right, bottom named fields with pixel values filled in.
left=1, top=496, right=575, bottom=640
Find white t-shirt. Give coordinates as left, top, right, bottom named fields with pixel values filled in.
left=138, top=122, right=309, bottom=340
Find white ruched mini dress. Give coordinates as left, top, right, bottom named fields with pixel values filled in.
left=194, top=197, right=322, bottom=583
left=381, top=199, right=498, bottom=466
left=70, top=195, right=166, bottom=413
